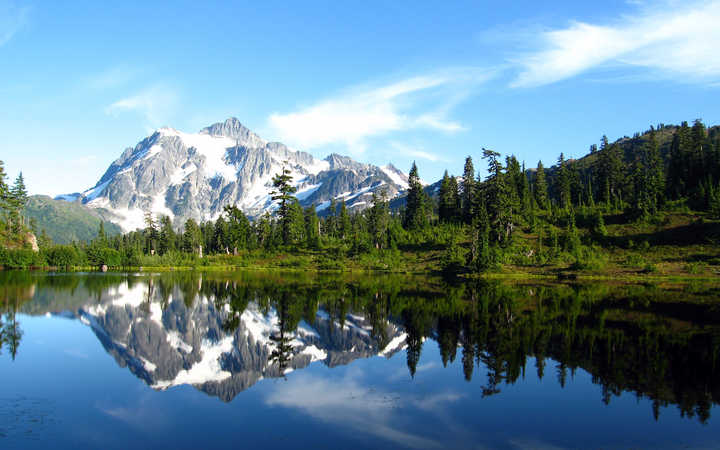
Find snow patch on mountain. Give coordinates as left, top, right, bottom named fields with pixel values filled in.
left=152, top=336, right=235, bottom=389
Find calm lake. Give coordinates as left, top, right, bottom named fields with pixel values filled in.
left=1, top=271, right=719, bottom=449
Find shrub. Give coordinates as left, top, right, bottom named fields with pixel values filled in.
left=44, top=245, right=80, bottom=267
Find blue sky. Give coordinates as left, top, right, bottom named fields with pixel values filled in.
left=2, top=0, right=719, bottom=196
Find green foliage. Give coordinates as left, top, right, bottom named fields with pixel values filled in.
left=441, top=238, right=465, bottom=275
left=43, top=245, right=81, bottom=267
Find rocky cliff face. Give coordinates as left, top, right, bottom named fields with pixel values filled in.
left=64, top=279, right=406, bottom=402
left=60, top=118, right=408, bottom=231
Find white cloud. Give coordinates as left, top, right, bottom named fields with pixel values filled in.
left=0, top=0, right=29, bottom=46
left=265, top=369, right=462, bottom=449
left=511, top=0, right=720, bottom=87
left=105, top=84, right=179, bottom=128
left=390, top=142, right=448, bottom=163
left=267, top=68, right=493, bottom=153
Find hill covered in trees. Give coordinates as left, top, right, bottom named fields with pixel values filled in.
left=24, top=195, right=121, bottom=244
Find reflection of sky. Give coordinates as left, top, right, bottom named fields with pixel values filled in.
left=2, top=312, right=720, bottom=449
left=265, top=364, right=462, bottom=449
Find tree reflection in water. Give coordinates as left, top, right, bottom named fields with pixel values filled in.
left=2, top=270, right=720, bottom=423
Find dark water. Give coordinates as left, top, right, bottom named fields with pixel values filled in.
left=1, top=271, right=720, bottom=449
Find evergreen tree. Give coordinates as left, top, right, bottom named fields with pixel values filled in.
left=287, top=199, right=306, bottom=246
left=403, top=162, right=428, bottom=230
left=304, top=204, right=320, bottom=249
left=369, top=189, right=390, bottom=249
left=10, top=172, right=28, bottom=211
left=213, top=216, right=229, bottom=253
left=448, top=175, right=461, bottom=222
left=667, top=122, right=691, bottom=199
left=158, top=216, right=176, bottom=255
left=143, top=212, right=159, bottom=254
left=534, top=160, right=549, bottom=210
left=224, top=205, right=250, bottom=253
left=438, top=170, right=460, bottom=223
left=461, top=156, right=476, bottom=224
left=482, top=149, right=514, bottom=245
left=556, top=153, right=571, bottom=209
left=271, top=165, right=298, bottom=246
left=182, top=218, right=202, bottom=254
left=338, top=199, right=351, bottom=240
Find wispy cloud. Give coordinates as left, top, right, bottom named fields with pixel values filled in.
left=264, top=369, right=462, bottom=449
left=390, top=142, right=448, bottom=163
left=511, top=0, right=720, bottom=87
left=267, top=68, right=494, bottom=153
left=105, top=84, right=180, bottom=128
left=0, top=0, right=30, bottom=46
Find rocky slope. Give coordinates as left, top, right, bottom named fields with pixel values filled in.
left=59, top=118, right=408, bottom=231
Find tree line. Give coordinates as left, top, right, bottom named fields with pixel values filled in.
left=4, top=119, right=720, bottom=271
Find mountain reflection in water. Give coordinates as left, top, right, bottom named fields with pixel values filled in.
left=2, top=271, right=720, bottom=424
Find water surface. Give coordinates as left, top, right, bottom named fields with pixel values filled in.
left=1, top=271, right=719, bottom=449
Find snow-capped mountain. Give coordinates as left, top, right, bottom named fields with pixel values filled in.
left=58, top=118, right=408, bottom=231
left=61, top=279, right=407, bottom=402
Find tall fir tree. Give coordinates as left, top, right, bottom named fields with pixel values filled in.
left=369, top=189, right=390, bottom=249
left=338, top=199, right=351, bottom=240
left=438, top=170, right=460, bottom=223
left=304, top=204, right=320, bottom=249
left=534, top=160, right=549, bottom=210
left=158, top=215, right=176, bottom=255
left=556, top=153, right=572, bottom=209
left=403, top=162, right=428, bottom=230
left=271, top=165, right=298, bottom=246
left=482, top=149, right=514, bottom=245
left=461, top=156, right=476, bottom=224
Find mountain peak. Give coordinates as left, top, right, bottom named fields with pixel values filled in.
left=200, top=117, right=264, bottom=144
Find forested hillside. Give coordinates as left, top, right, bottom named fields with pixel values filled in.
left=24, top=195, right=121, bottom=244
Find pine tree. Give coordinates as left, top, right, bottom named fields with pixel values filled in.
left=271, top=165, right=298, bottom=246
left=461, top=156, right=476, bottom=224
left=403, top=162, right=428, bottom=230
left=224, top=205, right=250, bottom=253
left=287, top=199, right=305, bottom=246
left=369, top=189, right=389, bottom=249
left=667, top=122, right=690, bottom=199
left=438, top=170, right=459, bottom=223
left=10, top=172, right=28, bottom=211
left=556, top=153, right=571, bottom=209
left=158, top=216, right=176, bottom=255
left=448, top=175, right=461, bottom=222
left=471, top=198, right=492, bottom=271
left=338, top=199, right=351, bottom=240
left=304, top=205, right=320, bottom=249
left=534, top=160, right=549, bottom=209
left=482, top=149, right=513, bottom=244
left=182, top=218, right=202, bottom=254
left=143, top=212, right=159, bottom=254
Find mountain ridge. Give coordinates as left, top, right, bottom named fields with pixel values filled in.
left=58, top=118, right=409, bottom=231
